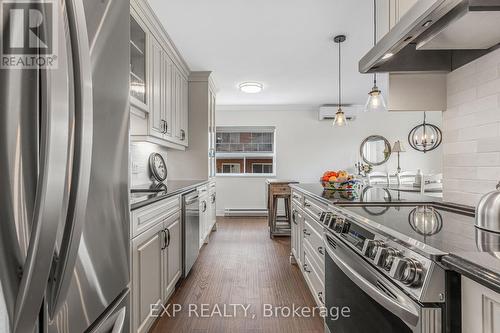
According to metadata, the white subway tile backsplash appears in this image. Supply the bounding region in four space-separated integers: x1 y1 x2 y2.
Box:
457 123 499 141
477 77 500 98
476 167 500 181
457 94 498 116
477 137 500 152
442 141 477 155
444 167 477 180
444 48 500 204
447 87 476 108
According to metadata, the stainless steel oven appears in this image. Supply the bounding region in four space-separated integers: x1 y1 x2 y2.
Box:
323 230 443 333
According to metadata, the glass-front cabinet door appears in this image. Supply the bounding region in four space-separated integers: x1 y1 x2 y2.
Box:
130 15 147 109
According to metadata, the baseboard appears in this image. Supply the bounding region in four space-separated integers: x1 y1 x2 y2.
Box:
224 208 268 217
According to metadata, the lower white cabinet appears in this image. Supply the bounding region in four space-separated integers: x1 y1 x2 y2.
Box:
131 222 164 333
290 190 325 308
198 182 217 247
131 209 182 333
199 190 208 248
162 212 182 302
462 276 500 333
291 207 303 267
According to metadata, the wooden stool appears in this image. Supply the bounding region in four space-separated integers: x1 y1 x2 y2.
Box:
266 179 297 238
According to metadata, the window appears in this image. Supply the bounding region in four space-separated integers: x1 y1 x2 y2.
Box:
221 163 241 174
216 126 275 176
252 163 273 174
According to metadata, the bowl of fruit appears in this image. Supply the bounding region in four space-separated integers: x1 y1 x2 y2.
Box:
321 170 360 191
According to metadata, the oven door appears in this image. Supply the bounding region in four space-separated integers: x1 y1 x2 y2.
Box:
323 231 441 333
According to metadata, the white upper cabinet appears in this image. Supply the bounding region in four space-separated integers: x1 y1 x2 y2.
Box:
130 14 147 110
376 0 418 39
130 0 189 150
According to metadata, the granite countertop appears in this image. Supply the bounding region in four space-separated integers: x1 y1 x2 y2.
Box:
291 183 500 292
290 182 441 206
130 179 209 211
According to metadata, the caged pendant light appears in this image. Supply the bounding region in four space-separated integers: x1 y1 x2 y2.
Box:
333 35 347 127
365 0 387 113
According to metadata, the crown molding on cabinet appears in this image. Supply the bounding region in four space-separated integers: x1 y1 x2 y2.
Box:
189 71 218 93
131 0 190 79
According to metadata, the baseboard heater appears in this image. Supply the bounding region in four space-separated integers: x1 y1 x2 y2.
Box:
224 208 268 217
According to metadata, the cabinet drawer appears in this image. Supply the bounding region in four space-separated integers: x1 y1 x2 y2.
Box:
303 220 325 275
304 196 324 222
304 213 324 238
131 195 181 239
198 185 208 196
303 252 325 307
291 190 304 207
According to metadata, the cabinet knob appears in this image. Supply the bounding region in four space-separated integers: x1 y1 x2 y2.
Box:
303 229 311 236
303 264 311 273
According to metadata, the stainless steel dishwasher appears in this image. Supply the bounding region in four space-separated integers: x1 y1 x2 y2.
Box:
183 190 200 277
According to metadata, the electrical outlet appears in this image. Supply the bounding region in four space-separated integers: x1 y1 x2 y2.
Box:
132 162 140 174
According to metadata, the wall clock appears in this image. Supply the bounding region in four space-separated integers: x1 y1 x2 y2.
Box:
149 153 167 182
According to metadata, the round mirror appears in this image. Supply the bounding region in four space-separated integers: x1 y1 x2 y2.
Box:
360 135 392 166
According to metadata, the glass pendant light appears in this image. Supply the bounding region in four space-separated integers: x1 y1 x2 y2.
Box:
365 0 387 112
333 35 347 127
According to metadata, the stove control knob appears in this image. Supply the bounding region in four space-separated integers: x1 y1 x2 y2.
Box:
362 240 385 260
374 247 401 271
390 257 424 286
332 217 345 233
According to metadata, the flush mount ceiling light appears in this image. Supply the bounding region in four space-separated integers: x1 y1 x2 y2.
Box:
239 82 263 93
333 35 347 127
365 0 387 113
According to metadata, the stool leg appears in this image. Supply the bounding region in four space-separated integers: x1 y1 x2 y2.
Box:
271 196 279 238
284 197 290 224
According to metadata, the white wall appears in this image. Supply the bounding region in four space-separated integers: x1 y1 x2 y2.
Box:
216 106 443 215
443 48 500 206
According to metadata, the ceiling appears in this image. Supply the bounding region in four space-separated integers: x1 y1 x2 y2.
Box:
148 0 386 106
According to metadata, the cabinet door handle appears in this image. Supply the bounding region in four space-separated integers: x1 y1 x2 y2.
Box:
303 229 311 236
166 229 171 247
160 230 167 250
202 201 207 212
318 247 324 255
304 202 311 208
292 209 297 225
211 194 216 204
164 121 168 133
303 264 311 273
180 129 186 140
292 194 300 200
318 291 324 305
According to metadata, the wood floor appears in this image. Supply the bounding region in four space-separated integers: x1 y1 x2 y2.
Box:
150 217 324 333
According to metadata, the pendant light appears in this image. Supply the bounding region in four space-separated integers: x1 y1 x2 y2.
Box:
333 35 347 127
365 0 387 112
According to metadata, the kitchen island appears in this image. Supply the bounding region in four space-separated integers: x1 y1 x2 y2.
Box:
291 183 500 332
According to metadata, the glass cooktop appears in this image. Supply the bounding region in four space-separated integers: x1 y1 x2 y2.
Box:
340 204 500 255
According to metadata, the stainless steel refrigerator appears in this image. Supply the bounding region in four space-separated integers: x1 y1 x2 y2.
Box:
0 0 130 332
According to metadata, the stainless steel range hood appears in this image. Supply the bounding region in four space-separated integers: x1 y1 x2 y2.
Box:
359 0 500 73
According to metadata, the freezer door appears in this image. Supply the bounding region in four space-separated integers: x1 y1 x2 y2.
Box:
46 0 130 331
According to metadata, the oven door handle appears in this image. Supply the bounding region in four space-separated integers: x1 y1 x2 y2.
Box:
324 235 420 328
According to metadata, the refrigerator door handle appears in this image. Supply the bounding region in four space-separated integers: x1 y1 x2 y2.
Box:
13 3 73 332
48 0 94 317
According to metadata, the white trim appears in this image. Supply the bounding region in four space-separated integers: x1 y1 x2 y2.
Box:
215 173 276 178
216 126 275 133
216 104 319 112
